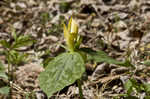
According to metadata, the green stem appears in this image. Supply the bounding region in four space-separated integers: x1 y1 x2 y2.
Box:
8 62 12 99
8 62 11 80
77 79 83 99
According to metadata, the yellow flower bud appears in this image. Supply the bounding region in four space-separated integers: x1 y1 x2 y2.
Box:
63 17 79 52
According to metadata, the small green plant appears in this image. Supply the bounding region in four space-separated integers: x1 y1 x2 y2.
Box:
0 30 35 97
123 78 150 99
38 17 133 98
114 78 150 99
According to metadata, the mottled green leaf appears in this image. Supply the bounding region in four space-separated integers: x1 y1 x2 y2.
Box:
80 48 133 67
38 52 85 97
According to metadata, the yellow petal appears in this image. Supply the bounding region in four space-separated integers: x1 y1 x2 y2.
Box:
63 23 69 40
68 17 72 33
70 18 78 34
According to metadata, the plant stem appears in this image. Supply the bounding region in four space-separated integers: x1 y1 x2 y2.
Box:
77 79 83 99
8 63 11 80
8 62 12 99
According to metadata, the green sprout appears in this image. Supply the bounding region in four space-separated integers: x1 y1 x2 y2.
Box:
0 30 35 98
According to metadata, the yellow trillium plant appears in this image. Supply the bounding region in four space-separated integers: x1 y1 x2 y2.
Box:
39 17 85 99
38 16 128 99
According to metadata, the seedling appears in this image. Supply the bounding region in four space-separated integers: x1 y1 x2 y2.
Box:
0 30 35 98
115 78 150 99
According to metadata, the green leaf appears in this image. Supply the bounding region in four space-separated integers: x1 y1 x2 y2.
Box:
12 29 17 41
0 61 5 71
0 86 10 95
124 96 138 99
12 35 35 49
75 36 82 49
80 48 133 67
144 83 150 93
124 79 133 94
0 61 7 79
6 50 28 65
0 72 8 79
38 52 85 97
143 60 150 66
0 40 10 49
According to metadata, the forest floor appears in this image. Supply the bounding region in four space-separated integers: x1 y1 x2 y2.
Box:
0 0 150 99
